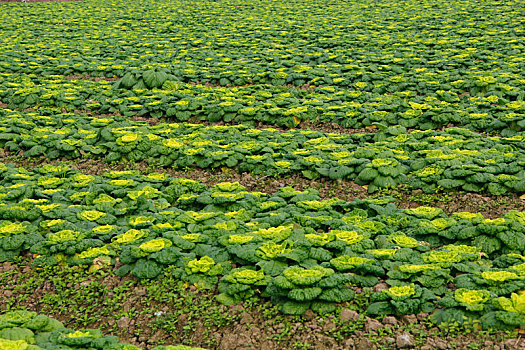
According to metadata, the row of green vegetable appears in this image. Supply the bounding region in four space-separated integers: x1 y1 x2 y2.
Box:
1 73 524 132
0 310 204 350
0 0 523 94
1 109 524 194
1 163 524 329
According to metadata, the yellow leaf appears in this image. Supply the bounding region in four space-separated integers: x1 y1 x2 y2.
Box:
293 116 301 125
520 194 525 200
221 167 231 173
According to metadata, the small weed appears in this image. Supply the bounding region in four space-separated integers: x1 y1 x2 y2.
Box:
293 341 312 349
408 192 453 204
350 287 373 311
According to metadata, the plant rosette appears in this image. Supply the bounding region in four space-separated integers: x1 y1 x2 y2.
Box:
478 292 525 330
367 283 436 316
216 268 270 305
438 288 492 313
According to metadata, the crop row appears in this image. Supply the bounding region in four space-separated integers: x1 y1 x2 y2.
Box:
0 310 203 350
1 163 525 329
1 110 524 194
0 0 523 94
1 73 524 132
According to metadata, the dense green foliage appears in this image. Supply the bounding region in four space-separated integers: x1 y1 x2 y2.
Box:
1 73 525 131
0 0 524 130
1 164 525 328
2 109 525 194
1 0 523 85
1 0 525 337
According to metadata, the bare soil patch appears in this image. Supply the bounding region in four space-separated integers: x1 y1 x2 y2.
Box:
65 74 119 82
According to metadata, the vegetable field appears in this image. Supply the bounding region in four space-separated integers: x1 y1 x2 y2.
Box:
1 0 525 349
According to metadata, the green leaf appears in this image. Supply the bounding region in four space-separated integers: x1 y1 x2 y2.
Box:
120 72 138 89
318 287 355 302
216 293 238 306
131 259 162 279
430 309 467 325
288 287 322 301
25 145 47 157
280 300 310 315
357 167 378 182
366 301 393 316
256 260 288 276
143 70 168 89
302 170 319 179
311 301 337 315
497 230 525 251
473 235 502 255
0 327 34 343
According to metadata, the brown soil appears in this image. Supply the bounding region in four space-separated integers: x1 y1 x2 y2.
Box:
131 115 162 126
174 114 378 135
2 149 524 218
0 261 521 350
